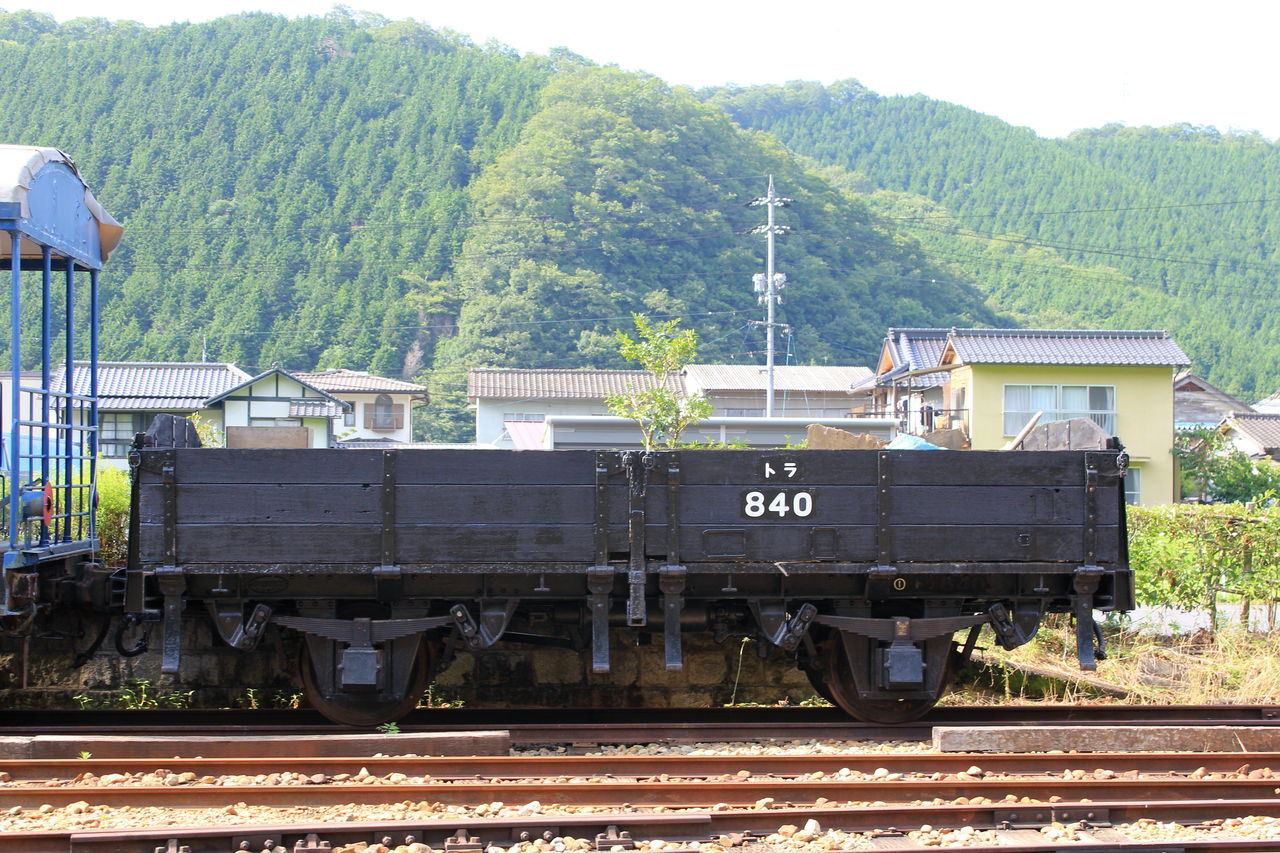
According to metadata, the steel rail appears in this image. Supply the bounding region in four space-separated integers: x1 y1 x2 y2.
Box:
12 802 1280 853
1 750 1277 782
1 704 1275 734
4 777 1280 810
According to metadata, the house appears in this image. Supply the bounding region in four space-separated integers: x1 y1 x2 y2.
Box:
50 362 251 465
292 369 427 446
1218 412 1280 462
682 364 872 418
467 365 890 450
203 368 348 448
1174 371 1255 431
940 329 1189 505
858 328 956 434
863 328 1191 505
1252 388 1280 415
468 369 683 448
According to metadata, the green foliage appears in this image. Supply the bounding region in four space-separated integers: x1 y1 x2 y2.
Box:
606 314 713 450
614 313 700 375
1173 429 1280 503
94 465 131 568
1128 504 1280 619
188 413 224 448
74 679 194 709
713 80 1280 399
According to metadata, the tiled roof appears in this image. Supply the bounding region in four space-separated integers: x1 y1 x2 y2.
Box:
51 362 251 409
945 329 1190 366
204 368 346 406
293 369 426 394
1174 371 1255 427
683 364 872 393
289 400 348 418
878 328 950 388
1254 389 1280 414
887 328 950 372
1224 413 1280 451
468 369 681 400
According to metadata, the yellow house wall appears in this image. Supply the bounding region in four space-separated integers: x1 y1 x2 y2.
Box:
960 364 1177 505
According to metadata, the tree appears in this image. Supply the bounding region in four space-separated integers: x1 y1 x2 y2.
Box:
1174 428 1280 504
606 313 712 451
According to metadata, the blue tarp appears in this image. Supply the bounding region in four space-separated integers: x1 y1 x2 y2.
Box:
886 434 945 450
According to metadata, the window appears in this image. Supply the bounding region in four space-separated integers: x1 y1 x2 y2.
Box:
1124 466 1142 505
364 395 404 431
502 413 546 422
1003 384 1115 436
99 413 143 458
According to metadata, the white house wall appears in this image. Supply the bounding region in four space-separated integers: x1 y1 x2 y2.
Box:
476 399 611 447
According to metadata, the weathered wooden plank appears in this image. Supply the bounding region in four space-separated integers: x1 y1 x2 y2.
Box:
884 450 1115 486
891 524 1122 563
139 523 600 564
147 448 602 486
673 449 877 485
138 484 379 524
392 449 599 485
882 484 1120 525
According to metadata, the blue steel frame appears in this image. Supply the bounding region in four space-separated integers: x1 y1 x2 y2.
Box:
0 168 105 613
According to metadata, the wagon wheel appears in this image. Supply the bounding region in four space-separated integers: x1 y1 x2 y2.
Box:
299 638 435 727
802 663 840 706
821 635 939 724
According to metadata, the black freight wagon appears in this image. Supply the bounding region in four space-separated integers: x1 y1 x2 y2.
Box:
127 438 1132 725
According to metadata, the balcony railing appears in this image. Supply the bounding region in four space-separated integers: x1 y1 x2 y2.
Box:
364 404 405 432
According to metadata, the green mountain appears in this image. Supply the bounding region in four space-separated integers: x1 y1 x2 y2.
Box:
0 11 996 440
708 81 1280 398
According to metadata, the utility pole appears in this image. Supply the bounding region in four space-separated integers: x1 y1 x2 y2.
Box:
747 175 791 417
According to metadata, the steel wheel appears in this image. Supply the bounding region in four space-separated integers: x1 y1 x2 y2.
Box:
821 634 939 724
299 638 434 727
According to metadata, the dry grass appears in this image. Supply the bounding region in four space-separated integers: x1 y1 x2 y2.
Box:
947 614 1280 706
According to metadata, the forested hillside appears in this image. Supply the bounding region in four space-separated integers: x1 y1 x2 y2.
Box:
709 81 1280 398
0 11 996 439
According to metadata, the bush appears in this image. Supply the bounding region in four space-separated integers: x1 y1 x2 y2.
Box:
1128 503 1280 629
95 464 130 567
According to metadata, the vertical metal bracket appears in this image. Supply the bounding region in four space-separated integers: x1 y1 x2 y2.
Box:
876 451 893 566
665 454 681 565
593 454 611 567
587 567 613 673
658 565 686 670
380 450 397 568
624 451 651 627
155 565 185 674
1082 457 1100 565
160 452 177 567
1073 566 1103 670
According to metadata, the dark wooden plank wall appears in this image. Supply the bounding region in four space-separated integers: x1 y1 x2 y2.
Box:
135 449 1124 568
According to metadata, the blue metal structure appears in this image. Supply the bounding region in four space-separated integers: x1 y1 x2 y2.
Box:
0 146 120 630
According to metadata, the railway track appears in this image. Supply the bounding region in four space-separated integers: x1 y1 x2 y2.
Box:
4 706 1280 851
2 704 1277 744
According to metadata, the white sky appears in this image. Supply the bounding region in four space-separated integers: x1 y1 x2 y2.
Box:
13 0 1280 140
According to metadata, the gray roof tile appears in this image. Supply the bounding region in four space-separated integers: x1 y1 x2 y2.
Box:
293 369 426 394
51 362 251 409
1224 413 1280 451
945 329 1190 366
683 364 871 393
468 369 682 399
